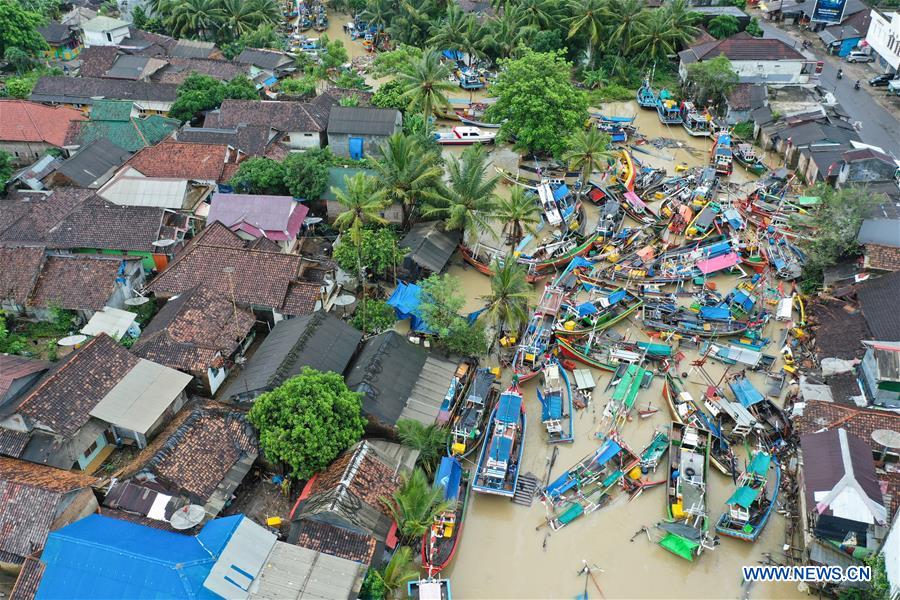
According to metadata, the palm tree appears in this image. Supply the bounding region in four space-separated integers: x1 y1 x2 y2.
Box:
428 4 472 51
361 0 394 48
604 0 645 52
631 9 677 65
519 0 556 29
459 19 489 67
421 145 499 242
332 173 390 245
566 0 605 66
480 258 531 334
563 128 615 190
396 48 455 121
494 186 541 248
382 468 455 542
662 0 701 50
484 8 532 60
374 133 443 228
166 0 225 39
708 14 740 39
373 547 420 599
219 0 275 38
397 419 448 477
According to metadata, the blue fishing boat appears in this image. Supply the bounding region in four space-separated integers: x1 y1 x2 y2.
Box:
710 131 734 176
656 90 682 125
472 384 526 497
537 358 574 443
680 101 713 137
637 80 656 108
408 578 451 600
715 451 780 542
422 457 471 574
728 374 789 441
448 368 498 458
597 120 628 143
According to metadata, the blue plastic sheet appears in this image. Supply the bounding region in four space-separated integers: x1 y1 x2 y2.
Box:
552 184 570 201
435 457 462 502
730 376 764 408
577 302 598 317
497 392 522 423
700 305 731 321
386 282 430 333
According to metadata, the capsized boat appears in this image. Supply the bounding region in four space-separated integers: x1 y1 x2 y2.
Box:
734 143 767 175
448 368 498 458
554 287 642 337
538 358 574 443
422 456 471 574
643 304 749 339
658 421 713 561
434 126 496 145
543 434 640 530
728 375 789 442
472 384 526 497
710 131 733 176
715 451 780 542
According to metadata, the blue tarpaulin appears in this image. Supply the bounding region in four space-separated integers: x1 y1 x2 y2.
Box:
442 49 464 60
497 392 522 423
552 184 570 201
700 305 731 321
386 282 430 333
538 389 563 421
435 456 463 502
569 256 593 270
608 288 626 305
577 302 598 317
730 376 764 407
731 290 755 312
593 439 622 466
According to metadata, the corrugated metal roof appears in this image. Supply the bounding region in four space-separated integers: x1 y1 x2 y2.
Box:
100 173 190 209
249 542 365 600
400 221 460 273
204 518 276 599
327 106 401 136
858 218 900 248
89 359 192 433
400 355 458 425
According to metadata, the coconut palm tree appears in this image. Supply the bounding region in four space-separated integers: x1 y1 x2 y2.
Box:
166 0 225 40
382 468 455 542
218 0 277 38
397 419 448 477
604 0 645 52
373 133 443 228
428 4 472 52
361 0 394 48
480 258 531 333
484 7 532 60
519 0 557 29
563 128 615 191
631 9 677 65
459 18 490 67
494 186 541 248
708 14 739 39
662 0 701 50
566 0 605 66
421 145 499 242
396 48 455 121
373 547 420 599
332 173 390 245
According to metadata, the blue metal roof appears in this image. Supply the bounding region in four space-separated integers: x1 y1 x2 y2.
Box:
496 391 522 423
36 514 247 600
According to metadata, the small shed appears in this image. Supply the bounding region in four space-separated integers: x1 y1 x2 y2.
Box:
326 107 402 160
399 221 461 280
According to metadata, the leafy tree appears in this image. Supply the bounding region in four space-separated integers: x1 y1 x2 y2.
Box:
371 79 407 111
494 186 541 248
529 28 564 53
369 546 419 599
229 157 288 194
321 37 350 70
708 14 740 39
745 17 763 37
132 5 149 28
684 56 738 109
487 50 587 157
248 368 366 479
170 73 257 122
4 76 35 99
333 227 406 279
373 132 442 228
359 567 387 600
277 75 317 98
421 145 499 242
396 419 448 477
480 258 531 332
339 94 360 107
0 150 14 188
333 71 367 90
563 128 614 190
0 0 48 57
221 22 282 58
3 47 33 75
419 273 465 337
371 44 423 78
282 149 330 199
223 75 258 98
350 298 396 334
382 468 454 542
0 313 27 354
395 48 455 121
98 0 119 16
444 319 490 357
794 185 876 288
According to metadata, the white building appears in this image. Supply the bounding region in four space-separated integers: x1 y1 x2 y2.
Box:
865 9 900 74
80 15 131 47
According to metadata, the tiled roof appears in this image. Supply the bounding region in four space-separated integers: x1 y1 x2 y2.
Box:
132 287 256 377
281 281 323 315
215 99 329 133
857 271 900 341
810 297 870 360
154 58 246 84
72 112 180 153
0 456 97 491
125 141 231 181
292 520 377 564
30 76 178 104
0 247 45 305
234 48 292 70
0 188 95 244
682 31 806 63
327 106 400 136
0 429 31 458
10 556 45 600
37 22 74 45
46 196 165 252
175 124 274 156
145 222 318 315
77 46 120 78
171 39 217 59
207 192 307 239
142 405 257 501
29 255 131 312
794 400 900 448
0 355 49 402
18 334 139 437
90 99 134 121
309 443 400 520
0 101 86 146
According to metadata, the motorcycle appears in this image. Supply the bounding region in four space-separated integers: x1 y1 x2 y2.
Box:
854 80 861 90
837 69 843 80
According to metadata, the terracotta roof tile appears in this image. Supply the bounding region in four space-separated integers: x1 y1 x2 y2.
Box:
689 32 806 61
46 196 165 253
293 520 377 563
0 429 31 458
28 255 131 312
0 101 86 146
132 286 256 377
216 99 329 133
0 456 97 491
77 46 120 78
794 401 900 449
310 445 399 519
0 247 45 305
125 141 231 181
18 334 139 437
10 556 45 600
0 188 96 244
0 355 49 403
154 57 247 84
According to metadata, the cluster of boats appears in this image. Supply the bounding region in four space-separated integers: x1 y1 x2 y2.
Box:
285 0 327 33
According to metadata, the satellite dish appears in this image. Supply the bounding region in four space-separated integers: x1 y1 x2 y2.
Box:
58 334 88 347
124 296 150 306
169 505 205 530
872 429 900 450
152 239 177 248
333 294 356 307
304 216 323 225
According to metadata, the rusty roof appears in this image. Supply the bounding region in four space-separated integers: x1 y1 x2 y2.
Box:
292 519 377 564
28 254 133 312
125 141 233 182
0 247 46 305
0 456 97 491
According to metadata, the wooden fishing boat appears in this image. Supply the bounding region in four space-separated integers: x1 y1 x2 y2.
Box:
437 362 472 425
434 126 496 145
710 131 733 176
728 375 790 442
598 237 737 287
733 143 767 176
543 434 640 530
472 384 526 497
763 234 805 280
556 337 616 373
538 358 574 443
639 429 670 473
521 232 601 274
313 7 328 31
600 363 648 429
715 451 780 542
554 288 642 337
684 202 722 241
740 248 768 274
658 421 713 561
661 373 737 477
637 80 656 108
680 102 713 137
656 90 682 125
458 115 502 129
422 457 471 574
408 578 451 600
458 243 543 283
448 368 498 458
700 340 775 371
494 166 540 189
643 305 749 339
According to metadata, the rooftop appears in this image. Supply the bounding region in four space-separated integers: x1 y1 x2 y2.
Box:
30 76 178 105
207 192 308 240
0 101 86 146
326 106 401 136
857 271 900 341
234 48 293 70
858 218 900 248
0 355 49 404
125 141 233 182
69 101 180 153
794 400 900 448
0 188 94 245
175 124 277 157
213 99 329 133
29 254 134 312
81 15 129 32
680 32 806 64
53 138 132 188
400 221 460 273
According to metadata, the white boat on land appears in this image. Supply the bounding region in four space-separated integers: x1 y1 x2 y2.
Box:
434 126 497 145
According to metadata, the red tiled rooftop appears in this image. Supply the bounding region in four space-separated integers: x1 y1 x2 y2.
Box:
0 100 86 146
125 141 233 181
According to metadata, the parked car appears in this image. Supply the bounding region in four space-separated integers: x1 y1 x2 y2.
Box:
846 51 874 63
869 74 896 87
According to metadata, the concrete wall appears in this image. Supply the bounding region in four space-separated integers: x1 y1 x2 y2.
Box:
281 131 324 150
76 430 109 470
328 132 391 159
82 26 129 48
0 141 56 166
865 9 900 73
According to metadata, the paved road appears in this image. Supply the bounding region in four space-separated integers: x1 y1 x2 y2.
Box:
757 19 900 157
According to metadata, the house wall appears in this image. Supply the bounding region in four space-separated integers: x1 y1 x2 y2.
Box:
82 26 129 48
73 248 159 272
208 365 228 395
864 243 900 271
53 488 99 530
45 40 81 61
281 131 323 150
328 132 391 159
0 141 56 166
76 431 110 470
105 259 147 310
680 58 809 84
865 10 900 73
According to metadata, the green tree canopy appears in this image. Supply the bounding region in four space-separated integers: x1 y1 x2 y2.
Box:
350 298 396 334
396 419 448 477
371 79 407 111
229 157 288 194
487 50 587 157
332 227 406 279
381 468 454 542
684 56 739 109
371 44 424 78
419 273 466 337
0 0 47 57
277 75 317 98
708 14 740 39
282 149 330 199
745 17 763 37
248 368 366 479
320 37 350 70
0 150 14 194
169 73 258 122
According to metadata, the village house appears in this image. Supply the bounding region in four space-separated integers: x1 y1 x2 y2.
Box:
97 168 215 214
207 192 309 252
288 439 418 570
206 99 329 150
79 15 131 48
123 140 243 186
175 123 288 160
858 218 900 271
95 54 169 82
0 188 96 244
132 287 257 395
170 39 220 60
679 33 815 85
222 311 362 402
65 100 180 153
865 8 900 75
817 10 871 57
43 138 132 189
0 355 49 410
233 48 295 89
858 341 900 408
326 106 403 160
29 76 179 116
152 57 249 85
0 101 86 165
37 21 81 61
399 221 461 280
0 458 97 569
0 334 191 471
4 155 64 192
